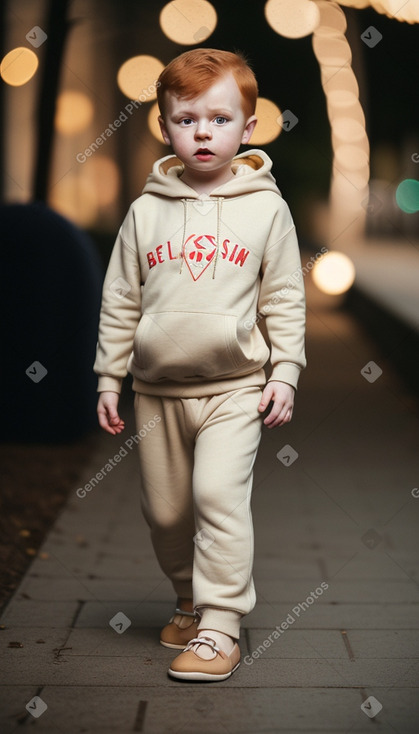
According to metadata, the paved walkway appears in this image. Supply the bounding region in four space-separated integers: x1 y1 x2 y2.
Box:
1 276 419 733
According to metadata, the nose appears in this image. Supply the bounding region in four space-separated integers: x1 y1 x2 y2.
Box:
195 119 212 140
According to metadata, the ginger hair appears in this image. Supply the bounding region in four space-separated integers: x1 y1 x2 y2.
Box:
157 48 258 119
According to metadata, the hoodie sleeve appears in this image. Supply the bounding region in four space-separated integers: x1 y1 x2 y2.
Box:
93 208 142 393
258 201 306 390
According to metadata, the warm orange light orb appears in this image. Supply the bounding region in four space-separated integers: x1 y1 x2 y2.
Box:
312 251 356 295
1 47 38 86
55 91 94 135
265 0 320 38
148 102 164 142
117 55 164 101
250 98 282 145
160 0 217 45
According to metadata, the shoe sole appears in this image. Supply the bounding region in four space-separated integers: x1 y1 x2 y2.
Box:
168 661 240 681
160 640 189 650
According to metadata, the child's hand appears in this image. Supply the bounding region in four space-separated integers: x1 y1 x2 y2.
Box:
97 391 125 435
258 381 295 428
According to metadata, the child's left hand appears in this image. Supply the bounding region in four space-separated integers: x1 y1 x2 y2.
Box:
258 381 295 428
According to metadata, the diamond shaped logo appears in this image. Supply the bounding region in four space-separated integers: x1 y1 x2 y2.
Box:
276 444 299 466
26 696 48 718
361 695 382 718
109 611 132 634
192 196 217 215
361 361 382 383
110 277 131 299
26 26 48 48
26 361 48 383
361 528 382 550
361 26 382 48
194 528 215 550
277 109 299 132
183 234 217 280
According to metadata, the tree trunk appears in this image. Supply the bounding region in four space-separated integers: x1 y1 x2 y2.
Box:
32 0 71 202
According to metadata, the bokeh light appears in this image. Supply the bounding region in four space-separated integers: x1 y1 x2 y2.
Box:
55 91 94 135
49 176 98 228
117 55 164 101
314 0 347 35
334 143 369 171
160 0 217 45
338 0 419 23
265 0 320 38
84 156 120 207
395 179 419 213
331 118 369 155
331 166 370 193
250 98 282 145
312 251 356 295
148 102 164 142
312 35 352 66
0 47 38 86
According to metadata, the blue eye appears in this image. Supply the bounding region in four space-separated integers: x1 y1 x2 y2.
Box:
180 118 194 126
214 116 228 124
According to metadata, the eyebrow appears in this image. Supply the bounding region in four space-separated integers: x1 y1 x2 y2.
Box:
173 106 234 117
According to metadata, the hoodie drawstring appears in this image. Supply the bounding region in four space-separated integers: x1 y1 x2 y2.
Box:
179 197 224 279
179 199 188 276
211 197 223 279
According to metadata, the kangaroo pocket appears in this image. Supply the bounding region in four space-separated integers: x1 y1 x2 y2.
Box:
131 311 266 382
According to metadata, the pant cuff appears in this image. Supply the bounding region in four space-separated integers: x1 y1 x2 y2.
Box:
196 607 243 639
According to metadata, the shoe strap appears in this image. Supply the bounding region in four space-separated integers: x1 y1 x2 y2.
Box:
174 608 196 618
185 636 220 653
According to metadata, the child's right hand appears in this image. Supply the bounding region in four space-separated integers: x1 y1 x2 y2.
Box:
97 391 125 435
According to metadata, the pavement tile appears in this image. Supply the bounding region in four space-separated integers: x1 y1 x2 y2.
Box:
64 626 164 656
14 574 171 602
245 602 419 629
254 579 419 603
1 686 418 733
27 553 161 579
74 600 174 628
252 557 324 580
0 628 71 679
347 629 419 658
0 600 80 628
247 629 347 659
238 658 419 688
0 686 45 734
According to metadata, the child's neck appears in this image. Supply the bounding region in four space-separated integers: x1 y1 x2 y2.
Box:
180 167 235 197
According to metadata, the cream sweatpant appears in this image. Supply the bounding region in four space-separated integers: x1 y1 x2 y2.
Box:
133 385 263 640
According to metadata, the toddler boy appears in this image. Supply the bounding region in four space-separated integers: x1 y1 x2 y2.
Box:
94 48 306 681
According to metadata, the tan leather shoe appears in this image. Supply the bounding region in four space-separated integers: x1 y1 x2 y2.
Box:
168 636 240 681
160 608 199 649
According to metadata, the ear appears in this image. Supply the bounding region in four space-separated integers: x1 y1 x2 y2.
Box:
241 115 257 145
158 115 171 146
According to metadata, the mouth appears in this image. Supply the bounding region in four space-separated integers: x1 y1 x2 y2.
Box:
194 148 214 160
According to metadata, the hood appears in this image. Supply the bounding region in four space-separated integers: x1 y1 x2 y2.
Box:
141 148 281 199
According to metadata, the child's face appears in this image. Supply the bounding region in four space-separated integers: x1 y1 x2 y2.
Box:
158 73 257 192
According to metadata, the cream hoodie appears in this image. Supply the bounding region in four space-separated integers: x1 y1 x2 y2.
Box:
94 149 306 397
